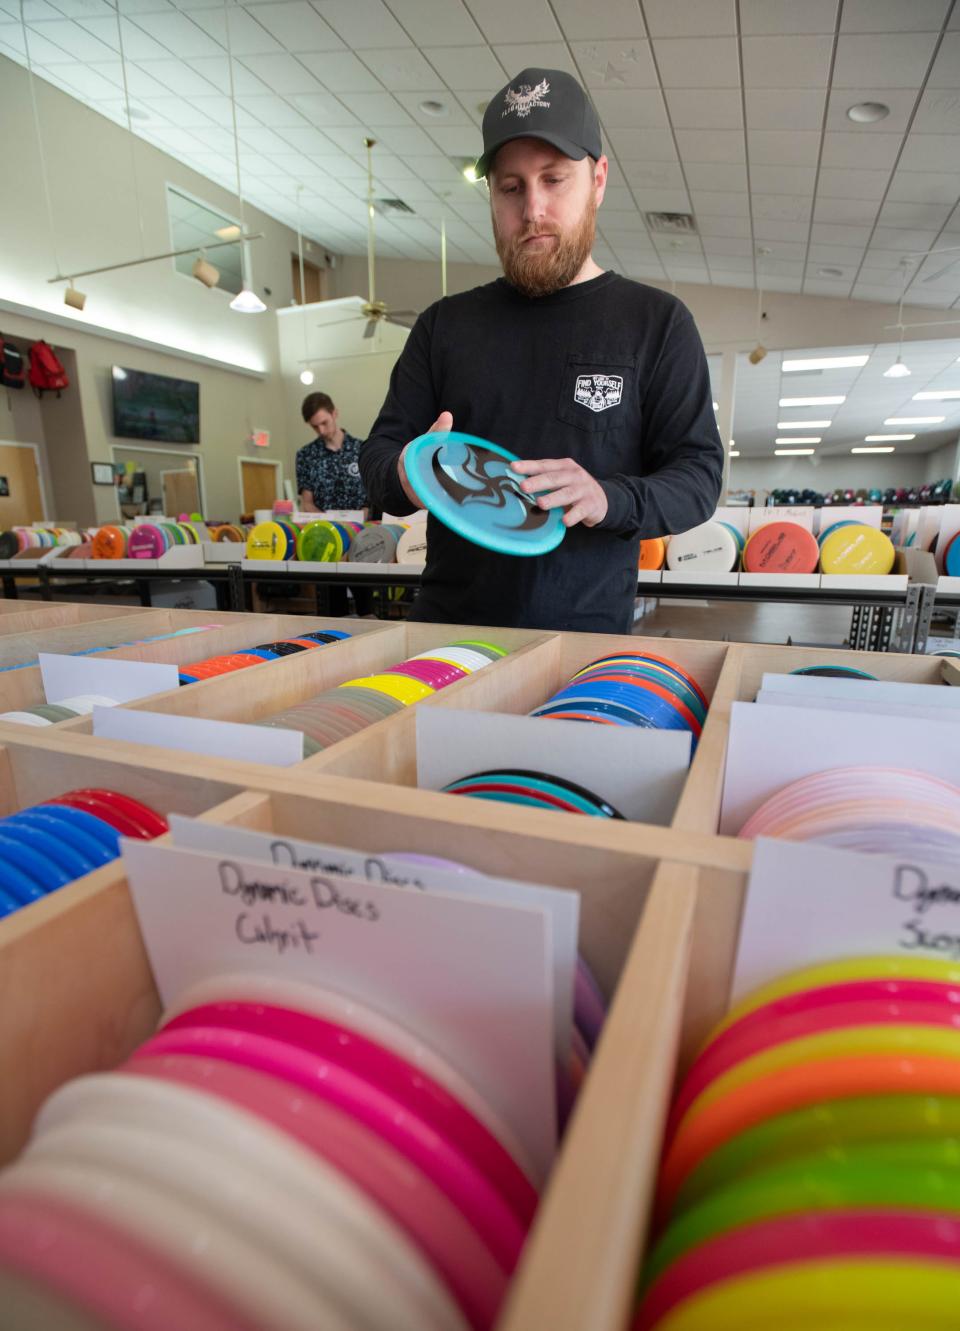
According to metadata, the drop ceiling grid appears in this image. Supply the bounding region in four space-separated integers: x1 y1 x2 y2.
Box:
1 0 958 302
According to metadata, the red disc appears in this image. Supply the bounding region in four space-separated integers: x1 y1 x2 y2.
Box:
743 521 819 574
66 788 168 839
45 791 150 839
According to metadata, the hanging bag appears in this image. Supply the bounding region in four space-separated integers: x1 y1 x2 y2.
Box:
0 337 26 389
28 340 69 397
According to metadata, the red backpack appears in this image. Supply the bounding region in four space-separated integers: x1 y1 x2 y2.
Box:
29 340 69 397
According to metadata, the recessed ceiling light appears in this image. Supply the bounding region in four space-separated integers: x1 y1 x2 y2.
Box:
780 395 845 407
729 450 741 457
775 436 821 444
775 448 816 455
777 420 832 429
847 101 890 123
728 438 735 448
852 446 895 454
782 355 869 372
419 99 448 117
913 390 960 400
215 224 242 241
865 433 915 441
817 267 845 278
885 416 945 424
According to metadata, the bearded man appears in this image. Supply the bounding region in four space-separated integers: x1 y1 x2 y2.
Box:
359 68 723 633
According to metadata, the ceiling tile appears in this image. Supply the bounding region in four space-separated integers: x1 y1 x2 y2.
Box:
22 26 83 61
605 126 677 160
601 185 639 209
750 164 817 194
245 3 344 52
298 51 382 91
825 85 919 132
335 89 414 124
753 193 813 221
820 131 903 167
394 88 474 126
899 131 960 171
872 224 942 249
878 198 954 228
744 87 826 130
422 44 505 88
886 168 960 203
740 3 838 37
833 33 940 87
675 128 744 164
77 16 173 60
706 268 756 287
642 0 735 36
816 165 892 198
548 0 645 40
359 46 439 91
651 35 740 88
757 239 808 261
753 219 811 241
136 58 221 95
493 43 578 77
592 89 669 129
239 53 325 94
810 220 876 245
630 187 691 211
702 235 754 257
691 189 750 216
813 195 881 224
462 0 560 45
426 123 481 154
190 8 285 54
29 17 118 60
911 87 960 132
664 87 742 129
381 0 481 45
840 0 950 32
748 129 822 166
239 123 295 154
368 123 443 155
185 56 273 95
928 32 960 85
859 247 915 269
288 89 361 124
137 94 211 125
127 10 223 57
755 258 805 277
696 213 752 238
38 59 120 96
619 159 685 190
318 0 414 48
570 38 658 89
685 161 748 192
742 35 835 86
273 124 338 153
803 279 855 296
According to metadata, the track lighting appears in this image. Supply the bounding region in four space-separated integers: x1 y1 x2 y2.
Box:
748 344 767 365
64 284 86 310
192 256 220 289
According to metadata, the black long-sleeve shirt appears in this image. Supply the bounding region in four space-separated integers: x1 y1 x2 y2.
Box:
360 271 723 633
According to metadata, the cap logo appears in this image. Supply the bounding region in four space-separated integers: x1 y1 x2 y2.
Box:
502 78 550 119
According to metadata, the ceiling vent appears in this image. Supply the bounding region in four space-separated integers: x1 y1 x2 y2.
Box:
644 211 698 235
374 198 415 216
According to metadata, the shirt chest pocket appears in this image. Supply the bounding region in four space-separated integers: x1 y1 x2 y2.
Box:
556 353 638 435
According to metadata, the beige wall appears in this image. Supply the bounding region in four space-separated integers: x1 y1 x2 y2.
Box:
924 439 960 485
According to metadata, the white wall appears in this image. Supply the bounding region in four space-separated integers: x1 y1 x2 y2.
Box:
729 454 930 497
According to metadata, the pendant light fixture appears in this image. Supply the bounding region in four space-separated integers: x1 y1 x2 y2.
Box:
884 262 912 378
295 185 315 382
224 0 265 315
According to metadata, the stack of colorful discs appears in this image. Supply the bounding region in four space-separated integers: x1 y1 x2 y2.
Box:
819 524 896 576
817 518 860 548
442 769 624 819
296 519 344 563
349 522 400 564
938 529 960 576
178 631 351 685
742 522 819 575
637 953 960 1330
790 664 877 680
738 766 960 864
91 525 130 560
259 639 506 757
0 693 119 727
638 537 666 571
718 522 745 569
665 521 739 574
210 524 246 543
529 650 708 754
127 523 170 560
246 521 294 561
0 789 167 919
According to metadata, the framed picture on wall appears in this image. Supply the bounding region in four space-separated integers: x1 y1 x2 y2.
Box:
91 462 114 486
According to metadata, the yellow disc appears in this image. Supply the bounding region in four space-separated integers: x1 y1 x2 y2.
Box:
246 521 288 561
820 524 895 576
339 674 434 705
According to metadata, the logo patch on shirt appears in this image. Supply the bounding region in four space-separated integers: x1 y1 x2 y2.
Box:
574 374 623 413
502 78 550 119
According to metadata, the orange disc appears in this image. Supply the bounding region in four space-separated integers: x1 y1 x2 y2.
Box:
91 525 128 560
638 537 666 570
742 521 819 575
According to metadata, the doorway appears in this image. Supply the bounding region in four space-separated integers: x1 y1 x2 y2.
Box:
292 256 327 305
0 441 47 526
239 456 281 514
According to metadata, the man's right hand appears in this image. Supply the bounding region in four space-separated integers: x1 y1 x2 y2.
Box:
398 411 452 507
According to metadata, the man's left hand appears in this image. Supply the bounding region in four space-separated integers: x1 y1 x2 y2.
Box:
511 458 608 529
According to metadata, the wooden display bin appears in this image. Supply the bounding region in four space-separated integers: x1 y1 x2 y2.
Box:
0 601 148 637
0 608 390 721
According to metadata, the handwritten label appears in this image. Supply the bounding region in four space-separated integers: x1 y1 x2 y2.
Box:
732 838 960 1002
122 837 557 1182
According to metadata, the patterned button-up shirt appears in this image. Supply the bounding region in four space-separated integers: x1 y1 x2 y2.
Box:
295 430 367 510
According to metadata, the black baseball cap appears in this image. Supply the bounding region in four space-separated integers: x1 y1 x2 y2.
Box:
475 68 602 178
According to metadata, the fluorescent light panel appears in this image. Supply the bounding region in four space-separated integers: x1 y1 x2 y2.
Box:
913 390 960 400
864 434 914 441
777 420 832 429
852 446 894 454
782 355 869 372
774 448 816 455
775 436 821 444
884 416 944 424
729 449 740 457
779 396 845 406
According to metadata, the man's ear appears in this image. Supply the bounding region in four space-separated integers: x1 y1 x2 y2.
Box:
593 154 609 206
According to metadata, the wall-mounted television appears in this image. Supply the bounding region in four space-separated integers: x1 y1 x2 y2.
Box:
111 366 200 444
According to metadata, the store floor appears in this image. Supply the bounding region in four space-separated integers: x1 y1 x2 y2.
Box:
633 597 855 647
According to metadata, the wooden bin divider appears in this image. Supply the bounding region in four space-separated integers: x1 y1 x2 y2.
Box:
0 601 150 638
